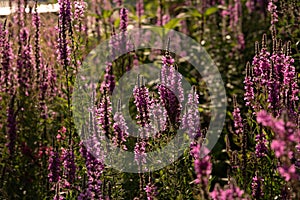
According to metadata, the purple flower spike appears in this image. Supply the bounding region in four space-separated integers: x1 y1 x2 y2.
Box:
48 150 61 183
113 101 129 150
62 148 77 185
233 96 243 135
96 91 113 138
244 62 254 108
182 88 201 140
100 63 115 95
136 0 144 19
144 182 158 200
268 0 278 25
6 97 17 157
251 174 264 199
134 140 147 167
192 144 212 187
255 130 268 158
120 8 128 33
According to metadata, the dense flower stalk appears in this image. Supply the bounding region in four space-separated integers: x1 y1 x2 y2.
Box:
134 140 147 167
254 35 271 87
133 76 151 129
62 148 77 186
58 0 72 68
0 27 15 95
100 63 115 95
244 62 254 108
120 8 128 33
73 0 86 32
17 28 34 96
159 53 183 128
79 142 104 200
255 130 268 158
113 103 129 150
96 91 113 138
283 42 299 118
251 175 264 199
144 182 157 200
210 182 250 200
32 1 41 88
80 152 104 199
268 0 278 25
267 69 280 116
156 5 170 26
136 0 144 21
6 96 17 156
193 148 212 187
257 110 300 181
148 97 167 136
133 76 150 169
119 7 128 54
245 0 255 13
182 88 201 140
48 149 61 183
233 97 243 135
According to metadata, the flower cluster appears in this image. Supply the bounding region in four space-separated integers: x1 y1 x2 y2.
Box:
48 149 61 183
144 182 158 200
257 110 300 182
210 182 250 200
251 174 264 199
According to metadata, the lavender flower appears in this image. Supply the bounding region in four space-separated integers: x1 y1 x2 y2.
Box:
62 148 77 186
267 71 280 116
268 0 278 25
136 0 144 19
257 110 300 181
6 97 17 156
278 164 298 182
100 63 115 95
148 97 167 136
156 7 170 26
244 62 254 108
233 97 243 135
79 143 104 199
182 88 201 140
159 53 183 128
252 35 271 87
48 149 61 183
133 76 151 129
283 43 299 118
96 91 113 138
245 0 255 13
229 0 241 30
120 8 128 33
0 28 15 95
210 181 250 200
134 140 147 168
73 0 86 32
32 3 41 88
251 174 264 199
191 143 212 188
17 28 34 96
58 0 72 68
113 104 129 150
144 182 158 200
255 130 268 158
119 7 128 54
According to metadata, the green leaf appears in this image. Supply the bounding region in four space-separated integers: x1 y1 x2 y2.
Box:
187 8 202 18
204 7 219 16
163 18 182 29
102 9 113 19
